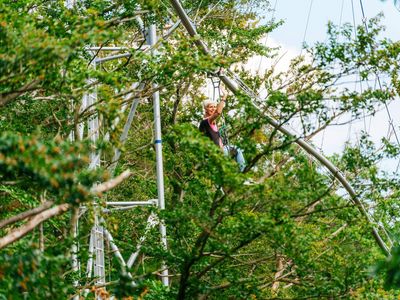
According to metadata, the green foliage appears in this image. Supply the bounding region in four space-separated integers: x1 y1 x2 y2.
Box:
0 0 399 298
0 249 73 299
0 133 106 205
375 246 400 290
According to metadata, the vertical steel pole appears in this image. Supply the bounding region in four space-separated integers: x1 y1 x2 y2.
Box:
148 24 169 286
85 61 106 288
69 105 80 300
71 215 79 299
86 230 94 278
93 213 106 285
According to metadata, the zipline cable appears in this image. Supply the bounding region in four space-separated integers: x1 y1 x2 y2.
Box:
193 0 204 22
222 5 239 56
197 0 224 25
168 0 391 255
339 0 345 27
358 0 400 172
300 0 314 56
255 0 279 75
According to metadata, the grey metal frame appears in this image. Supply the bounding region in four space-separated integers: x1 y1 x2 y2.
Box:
148 23 170 286
69 23 172 298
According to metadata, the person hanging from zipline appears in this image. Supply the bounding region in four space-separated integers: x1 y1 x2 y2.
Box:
199 81 246 172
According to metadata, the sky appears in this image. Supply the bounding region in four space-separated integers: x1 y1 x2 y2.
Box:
268 0 400 50
250 0 400 171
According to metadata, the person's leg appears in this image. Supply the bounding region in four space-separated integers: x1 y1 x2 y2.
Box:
235 147 246 172
223 145 229 156
224 145 246 172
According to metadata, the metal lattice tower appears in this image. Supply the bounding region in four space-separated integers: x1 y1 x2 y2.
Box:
69 20 170 298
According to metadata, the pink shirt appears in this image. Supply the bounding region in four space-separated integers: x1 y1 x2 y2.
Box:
208 118 223 149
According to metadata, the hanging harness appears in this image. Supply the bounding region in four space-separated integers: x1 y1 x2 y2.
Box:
209 76 228 145
208 75 238 158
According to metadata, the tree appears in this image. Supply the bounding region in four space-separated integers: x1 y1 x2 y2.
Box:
1 0 400 299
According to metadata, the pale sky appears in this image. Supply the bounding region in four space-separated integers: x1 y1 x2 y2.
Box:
268 0 400 50
253 0 400 172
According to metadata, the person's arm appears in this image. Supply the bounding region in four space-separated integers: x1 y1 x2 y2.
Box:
208 87 227 123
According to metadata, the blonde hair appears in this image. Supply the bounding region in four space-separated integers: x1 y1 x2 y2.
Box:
202 100 217 109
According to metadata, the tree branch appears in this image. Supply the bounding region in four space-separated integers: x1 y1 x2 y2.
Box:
0 203 70 249
0 170 132 249
0 200 54 229
272 255 286 292
92 169 132 194
0 79 41 107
